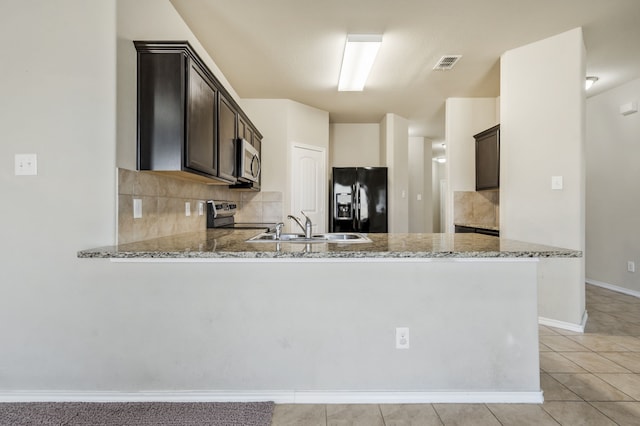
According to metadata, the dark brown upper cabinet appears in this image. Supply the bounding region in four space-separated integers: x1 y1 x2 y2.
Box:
135 41 263 186
217 93 237 182
474 124 500 191
186 63 218 176
237 115 253 145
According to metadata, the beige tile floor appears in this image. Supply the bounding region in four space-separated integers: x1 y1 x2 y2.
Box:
271 284 640 425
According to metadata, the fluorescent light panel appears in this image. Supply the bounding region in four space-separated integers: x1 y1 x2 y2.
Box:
338 34 382 91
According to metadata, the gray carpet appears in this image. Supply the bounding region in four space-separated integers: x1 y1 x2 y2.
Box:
0 401 274 426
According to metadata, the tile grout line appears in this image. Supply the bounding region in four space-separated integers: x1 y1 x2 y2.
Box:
377 404 386 426
431 403 445 425
483 403 505 426
324 404 327 426
538 404 570 426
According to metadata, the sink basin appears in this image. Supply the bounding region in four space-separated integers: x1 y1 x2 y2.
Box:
246 232 371 244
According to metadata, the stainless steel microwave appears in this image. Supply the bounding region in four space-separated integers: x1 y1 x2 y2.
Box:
237 138 260 183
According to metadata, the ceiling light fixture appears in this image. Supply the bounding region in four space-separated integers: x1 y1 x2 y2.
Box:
585 76 599 90
338 34 382 91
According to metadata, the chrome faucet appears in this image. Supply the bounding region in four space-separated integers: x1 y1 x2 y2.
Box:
274 222 284 239
287 211 313 238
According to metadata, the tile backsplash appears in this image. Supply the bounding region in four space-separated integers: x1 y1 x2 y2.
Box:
118 168 283 244
235 191 284 223
453 190 499 228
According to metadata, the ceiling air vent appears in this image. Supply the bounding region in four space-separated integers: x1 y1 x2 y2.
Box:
433 55 462 70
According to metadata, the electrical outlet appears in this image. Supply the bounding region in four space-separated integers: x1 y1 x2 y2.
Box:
133 198 142 219
15 153 37 176
551 176 563 190
198 201 204 216
185 202 191 217
628 261 636 273
396 327 410 349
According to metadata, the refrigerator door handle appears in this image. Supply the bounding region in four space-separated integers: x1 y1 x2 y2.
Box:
354 183 360 229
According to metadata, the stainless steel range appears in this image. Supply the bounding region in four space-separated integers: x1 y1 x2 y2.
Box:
206 200 277 231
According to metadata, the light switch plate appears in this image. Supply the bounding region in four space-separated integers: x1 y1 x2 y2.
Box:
551 176 563 190
185 202 191 217
15 154 37 176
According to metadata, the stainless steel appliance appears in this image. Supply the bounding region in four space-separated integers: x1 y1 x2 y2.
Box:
237 138 260 183
206 200 276 230
330 167 388 233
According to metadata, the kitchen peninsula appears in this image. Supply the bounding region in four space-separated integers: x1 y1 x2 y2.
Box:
78 232 580 403
79 230 578 260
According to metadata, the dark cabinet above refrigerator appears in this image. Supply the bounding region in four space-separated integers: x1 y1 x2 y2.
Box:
331 167 388 233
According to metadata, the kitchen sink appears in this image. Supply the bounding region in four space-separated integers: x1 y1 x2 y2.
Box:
246 232 371 244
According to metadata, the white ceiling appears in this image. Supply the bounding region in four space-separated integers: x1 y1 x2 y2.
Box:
170 0 640 141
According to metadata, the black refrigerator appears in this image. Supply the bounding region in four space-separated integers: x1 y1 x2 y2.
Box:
330 167 388 233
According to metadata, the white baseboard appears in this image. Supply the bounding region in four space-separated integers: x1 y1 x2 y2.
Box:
291 391 544 404
0 390 544 404
587 279 640 299
539 310 588 333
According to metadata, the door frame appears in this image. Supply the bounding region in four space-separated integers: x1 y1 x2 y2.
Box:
440 179 447 233
290 142 327 233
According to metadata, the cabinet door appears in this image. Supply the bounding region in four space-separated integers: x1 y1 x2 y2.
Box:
218 94 237 182
475 125 500 190
186 64 217 176
238 115 254 145
137 51 185 171
238 115 247 141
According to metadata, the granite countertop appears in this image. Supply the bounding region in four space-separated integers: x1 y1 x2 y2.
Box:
78 230 581 260
454 222 500 231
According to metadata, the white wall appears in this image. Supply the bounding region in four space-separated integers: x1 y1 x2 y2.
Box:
241 99 329 230
0 0 333 393
432 161 447 232
329 123 381 168
500 28 586 326
586 78 640 293
408 137 433 233
238 99 290 194
380 114 409 233
0 0 118 389
116 0 241 170
288 101 330 152
444 98 498 232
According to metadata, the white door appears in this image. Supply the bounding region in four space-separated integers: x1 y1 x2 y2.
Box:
291 143 326 233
